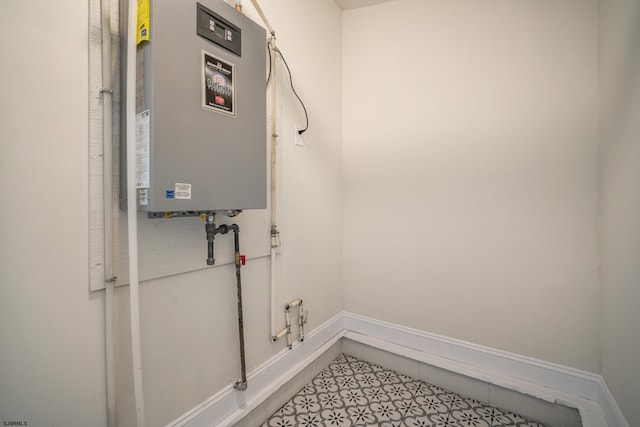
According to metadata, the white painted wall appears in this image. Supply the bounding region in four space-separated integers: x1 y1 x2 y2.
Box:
343 0 601 372
1 1 342 426
0 1 107 426
599 0 640 425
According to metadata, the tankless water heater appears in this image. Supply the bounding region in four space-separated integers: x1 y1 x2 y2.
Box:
134 0 266 213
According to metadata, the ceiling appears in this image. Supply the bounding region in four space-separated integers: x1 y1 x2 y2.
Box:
334 0 397 11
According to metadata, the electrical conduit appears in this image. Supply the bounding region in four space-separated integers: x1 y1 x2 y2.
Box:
269 35 278 340
100 0 117 425
126 0 146 424
248 0 280 341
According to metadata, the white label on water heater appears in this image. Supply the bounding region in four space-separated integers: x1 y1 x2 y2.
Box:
138 188 149 206
174 183 192 200
135 110 150 189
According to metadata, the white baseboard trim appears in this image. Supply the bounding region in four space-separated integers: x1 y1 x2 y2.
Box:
166 311 345 427
167 311 628 427
343 312 601 400
343 312 627 427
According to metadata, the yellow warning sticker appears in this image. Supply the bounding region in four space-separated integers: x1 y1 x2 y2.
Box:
136 0 150 45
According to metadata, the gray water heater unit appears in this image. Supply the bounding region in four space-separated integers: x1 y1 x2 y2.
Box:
135 0 266 213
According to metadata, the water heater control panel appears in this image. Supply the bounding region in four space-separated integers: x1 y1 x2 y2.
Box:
196 3 242 56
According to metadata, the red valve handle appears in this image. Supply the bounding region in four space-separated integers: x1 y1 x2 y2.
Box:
240 255 246 266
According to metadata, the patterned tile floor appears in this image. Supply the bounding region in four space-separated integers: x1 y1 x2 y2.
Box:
263 354 547 427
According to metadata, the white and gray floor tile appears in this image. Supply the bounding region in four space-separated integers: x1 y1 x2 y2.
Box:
262 354 547 427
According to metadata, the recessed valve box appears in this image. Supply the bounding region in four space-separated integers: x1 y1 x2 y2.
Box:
134 0 266 212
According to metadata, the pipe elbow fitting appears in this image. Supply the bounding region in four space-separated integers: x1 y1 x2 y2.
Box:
233 381 248 391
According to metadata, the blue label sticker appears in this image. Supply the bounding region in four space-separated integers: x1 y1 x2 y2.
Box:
166 190 175 199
